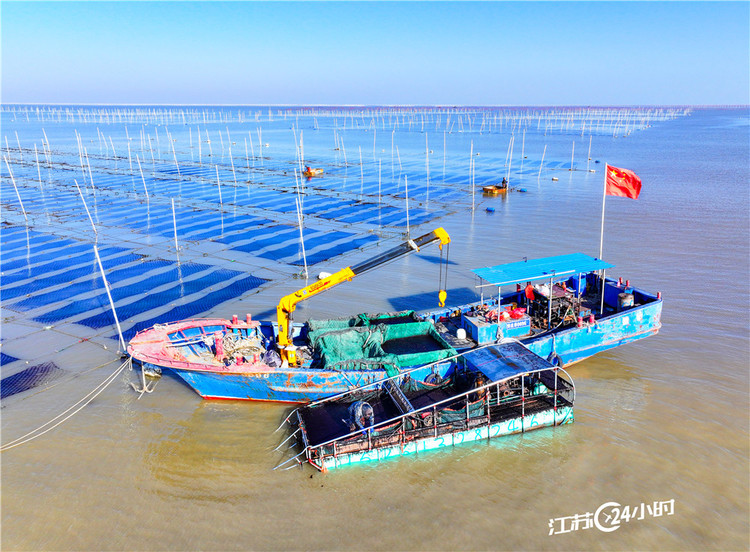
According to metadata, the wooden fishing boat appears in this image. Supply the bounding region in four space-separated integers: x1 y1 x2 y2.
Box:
128 239 662 403
302 167 324 177
128 229 456 401
274 341 575 471
482 184 507 194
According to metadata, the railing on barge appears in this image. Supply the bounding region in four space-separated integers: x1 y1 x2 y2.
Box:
274 342 575 471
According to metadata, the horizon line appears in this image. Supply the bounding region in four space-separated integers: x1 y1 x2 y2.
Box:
2 102 746 109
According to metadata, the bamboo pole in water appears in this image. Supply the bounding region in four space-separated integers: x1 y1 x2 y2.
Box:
378 158 382 207
15 131 23 161
109 136 116 166
94 244 126 352
4 156 28 221
249 132 255 166
34 144 43 190
443 130 446 183
85 148 96 196
256 128 262 165
470 141 474 211
405 174 410 237
570 141 575 171
171 198 179 253
294 169 308 278
229 146 237 185
538 145 547 179
148 135 155 166
42 128 51 165
136 155 149 202
506 135 514 183
216 165 223 206
74 179 97 235
171 139 180 176
425 133 430 203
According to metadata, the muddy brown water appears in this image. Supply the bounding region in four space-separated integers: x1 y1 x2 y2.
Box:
1 108 748 550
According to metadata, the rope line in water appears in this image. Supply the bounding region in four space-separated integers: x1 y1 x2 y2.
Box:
0 357 131 452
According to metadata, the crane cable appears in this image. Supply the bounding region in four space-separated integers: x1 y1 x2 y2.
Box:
438 243 450 307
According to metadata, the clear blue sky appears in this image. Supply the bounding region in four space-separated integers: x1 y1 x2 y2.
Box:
2 1 748 105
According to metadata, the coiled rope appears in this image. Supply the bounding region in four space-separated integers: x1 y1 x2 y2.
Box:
0 357 132 452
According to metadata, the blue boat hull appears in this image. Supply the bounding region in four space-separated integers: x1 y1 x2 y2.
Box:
159 298 661 402
524 298 662 366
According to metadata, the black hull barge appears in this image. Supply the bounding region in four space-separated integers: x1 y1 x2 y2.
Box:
275 341 575 472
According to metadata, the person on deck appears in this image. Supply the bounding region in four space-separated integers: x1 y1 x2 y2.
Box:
525 283 535 303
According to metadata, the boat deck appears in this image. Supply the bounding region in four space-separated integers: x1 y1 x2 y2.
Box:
300 384 456 447
297 342 574 449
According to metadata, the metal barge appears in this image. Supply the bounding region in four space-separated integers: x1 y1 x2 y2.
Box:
274 341 575 471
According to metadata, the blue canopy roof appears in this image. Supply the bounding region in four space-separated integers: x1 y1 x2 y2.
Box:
472 253 614 287
463 342 555 383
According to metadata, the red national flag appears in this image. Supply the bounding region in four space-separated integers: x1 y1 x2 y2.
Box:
605 165 642 199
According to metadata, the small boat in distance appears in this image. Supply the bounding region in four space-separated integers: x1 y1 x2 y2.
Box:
302 166 324 177
483 177 508 194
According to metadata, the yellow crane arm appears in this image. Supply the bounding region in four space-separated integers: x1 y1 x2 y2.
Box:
276 266 356 350
276 227 450 364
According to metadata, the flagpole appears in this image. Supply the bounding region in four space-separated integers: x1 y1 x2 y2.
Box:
599 164 608 316
599 163 607 259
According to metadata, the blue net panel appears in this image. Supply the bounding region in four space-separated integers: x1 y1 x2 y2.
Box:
291 234 379 266
2 251 138 301
33 262 211 325
76 267 245 329
1 362 63 399
118 273 268 340
0 352 20 366
10 259 174 312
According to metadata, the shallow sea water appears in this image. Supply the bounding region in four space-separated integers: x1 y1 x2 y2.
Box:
1 106 748 551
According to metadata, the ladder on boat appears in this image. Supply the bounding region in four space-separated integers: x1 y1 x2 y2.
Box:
383 379 415 414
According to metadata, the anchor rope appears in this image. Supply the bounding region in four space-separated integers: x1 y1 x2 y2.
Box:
0 357 131 452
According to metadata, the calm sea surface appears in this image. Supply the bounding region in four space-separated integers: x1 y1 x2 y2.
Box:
1 106 748 551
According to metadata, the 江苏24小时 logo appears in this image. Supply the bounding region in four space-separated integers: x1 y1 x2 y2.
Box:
548 499 675 535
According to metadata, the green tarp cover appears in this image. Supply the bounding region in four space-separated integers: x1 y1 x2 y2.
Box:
360 310 419 325
312 320 457 377
381 322 457 367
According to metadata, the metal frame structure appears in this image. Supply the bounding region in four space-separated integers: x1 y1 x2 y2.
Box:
274 343 575 471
